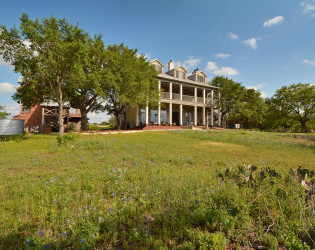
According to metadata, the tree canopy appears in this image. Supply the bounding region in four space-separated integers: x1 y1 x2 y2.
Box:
268 83 315 133
0 106 10 119
211 76 266 128
102 44 159 129
0 13 88 134
66 34 107 131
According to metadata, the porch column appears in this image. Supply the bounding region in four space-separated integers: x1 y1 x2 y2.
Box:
202 106 205 126
145 104 149 126
158 81 161 125
203 89 206 104
218 92 221 127
169 103 172 125
179 104 183 126
135 106 140 127
180 84 183 101
194 87 197 103
210 107 214 127
169 82 172 100
194 105 197 126
158 103 161 125
211 90 214 105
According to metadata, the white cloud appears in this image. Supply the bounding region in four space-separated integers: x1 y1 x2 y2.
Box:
0 82 16 94
205 61 218 71
247 83 268 98
173 56 201 71
263 16 285 27
214 67 239 76
243 37 261 49
227 32 238 40
302 59 315 66
215 53 231 59
205 61 239 76
137 52 151 60
2 102 20 117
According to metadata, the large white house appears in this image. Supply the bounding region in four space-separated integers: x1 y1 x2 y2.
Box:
124 59 220 129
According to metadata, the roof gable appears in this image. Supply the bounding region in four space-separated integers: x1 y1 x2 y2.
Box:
149 59 164 67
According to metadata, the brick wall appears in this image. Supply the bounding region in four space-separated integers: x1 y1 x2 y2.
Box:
13 104 42 126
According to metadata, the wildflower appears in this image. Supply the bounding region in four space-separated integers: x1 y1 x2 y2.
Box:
46 182 48 186
122 197 126 202
63 232 67 238
26 239 30 245
109 207 113 212
98 217 102 222
120 209 123 212
81 238 85 244
45 243 49 249
93 235 96 238
198 199 201 203
57 234 60 239
67 219 70 223
39 230 44 237
60 183 63 186
79 209 82 212
54 200 57 203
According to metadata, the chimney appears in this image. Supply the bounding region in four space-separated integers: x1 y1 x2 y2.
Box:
168 60 174 71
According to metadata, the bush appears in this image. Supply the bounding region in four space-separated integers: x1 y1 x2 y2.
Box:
56 133 78 146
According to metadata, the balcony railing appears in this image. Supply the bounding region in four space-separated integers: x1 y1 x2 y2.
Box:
182 95 194 102
172 93 180 100
197 97 204 103
161 92 170 99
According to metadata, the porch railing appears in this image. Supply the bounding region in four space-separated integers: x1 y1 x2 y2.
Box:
182 95 194 102
172 93 180 100
197 97 204 103
161 92 170 99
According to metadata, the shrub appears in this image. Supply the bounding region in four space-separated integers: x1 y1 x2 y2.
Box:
56 133 78 146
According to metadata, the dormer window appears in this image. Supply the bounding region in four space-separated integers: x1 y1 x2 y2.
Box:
154 64 163 73
197 75 205 83
176 70 186 79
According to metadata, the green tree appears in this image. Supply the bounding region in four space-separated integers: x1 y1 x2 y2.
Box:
0 106 10 118
102 44 159 130
108 115 116 127
0 13 87 135
269 83 315 133
66 35 107 131
211 76 245 128
241 88 267 128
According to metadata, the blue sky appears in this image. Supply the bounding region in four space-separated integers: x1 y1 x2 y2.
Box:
1 0 315 122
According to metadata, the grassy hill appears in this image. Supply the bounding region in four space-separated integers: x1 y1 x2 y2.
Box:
0 130 314 249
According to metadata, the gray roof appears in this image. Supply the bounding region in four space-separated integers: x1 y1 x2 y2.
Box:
157 73 219 90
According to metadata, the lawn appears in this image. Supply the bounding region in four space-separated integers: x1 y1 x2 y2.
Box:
0 130 314 249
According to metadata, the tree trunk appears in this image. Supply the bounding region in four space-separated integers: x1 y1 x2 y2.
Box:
116 113 122 130
81 109 89 131
57 80 64 135
300 120 306 133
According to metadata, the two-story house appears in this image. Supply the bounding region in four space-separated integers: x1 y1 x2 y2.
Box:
124 59 220 129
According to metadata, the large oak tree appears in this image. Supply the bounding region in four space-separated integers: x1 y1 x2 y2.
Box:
269 83 315 133
0 14 87 135
102 44 159 130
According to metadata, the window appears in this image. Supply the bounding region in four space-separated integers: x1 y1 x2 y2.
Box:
155 65 163 73
176 70 186 79
197 75 205 83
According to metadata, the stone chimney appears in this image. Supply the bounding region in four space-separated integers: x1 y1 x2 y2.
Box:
168 60 174 71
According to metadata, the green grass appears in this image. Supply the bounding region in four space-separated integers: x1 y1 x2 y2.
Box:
0 130 314 249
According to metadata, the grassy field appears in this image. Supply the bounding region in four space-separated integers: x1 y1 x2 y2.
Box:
0 130 314 249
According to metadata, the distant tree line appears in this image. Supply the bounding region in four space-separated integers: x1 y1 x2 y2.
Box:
0 14 159 134
212 76 315 133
